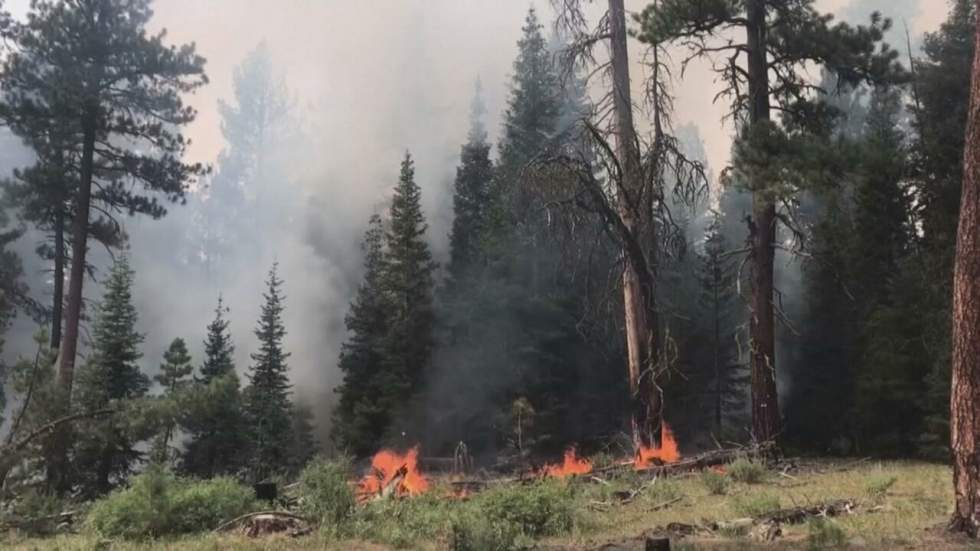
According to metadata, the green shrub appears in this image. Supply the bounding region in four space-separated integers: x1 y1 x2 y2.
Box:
450 508 528 551
643 478 683 504
351 494 454 548
297 457 356 526
700 470 730 495
474 479 575 538
807 517 847 549
864 474 898 502
85 467 256 539
169 476 257 533
731 493 780 517
3 487 70 535
728 457 766 484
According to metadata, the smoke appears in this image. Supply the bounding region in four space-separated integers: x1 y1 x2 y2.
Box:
0 0 953 448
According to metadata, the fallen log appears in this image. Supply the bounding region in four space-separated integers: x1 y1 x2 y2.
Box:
757 499 855 525
590 443 775 479
213 510 311 537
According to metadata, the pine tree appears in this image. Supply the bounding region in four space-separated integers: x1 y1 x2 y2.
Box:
287 401 317 474
447 81 494 284
199 296 236 383
332 215 390 456
243 263 292 480
151 338 193 464
181 296 246 477
0 3 208 470
639 0 903 441
73 256 149 496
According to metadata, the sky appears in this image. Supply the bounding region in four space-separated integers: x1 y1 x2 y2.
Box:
0 0 953 443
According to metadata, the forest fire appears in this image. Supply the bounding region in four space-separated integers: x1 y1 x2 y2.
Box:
540 447 593 478
634 422 680 470
357 446 429 500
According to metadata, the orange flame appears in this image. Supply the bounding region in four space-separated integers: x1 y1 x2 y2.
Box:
540 446 593 478
634 422 680 470
357 446 429 500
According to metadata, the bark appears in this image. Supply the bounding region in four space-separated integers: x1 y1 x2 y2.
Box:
57 103 96 396
949 0 980 536
50 102 97 492
745 0 780 442
51 207 64 350
608 0 662 452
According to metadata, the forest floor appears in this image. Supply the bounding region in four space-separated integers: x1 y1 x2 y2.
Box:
6 458 973 550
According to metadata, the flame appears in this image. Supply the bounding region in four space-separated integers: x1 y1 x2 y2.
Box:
357 446 429 500
540 446 593 478
634 422 680 470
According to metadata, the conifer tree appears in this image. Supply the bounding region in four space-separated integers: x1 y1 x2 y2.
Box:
243 263 292 480
181 296 245 477
73 256 149 496
0 0 208 407
332 215 390 456
382 154 436 398
199 296 236 383
287 401 317 474
638 0 903 441
447 81 494 284
151 338 192 464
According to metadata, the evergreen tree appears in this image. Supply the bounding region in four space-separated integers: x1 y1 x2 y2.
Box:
0 1 208 449
638 0 903 441
332 215 390 456
73 256 149 496
447 81 494 284
380 153 436 434
151 338 193 464
698 213 747 435
243 263 292 480
181 296 246 477
286 401 317 474
199 296 236 383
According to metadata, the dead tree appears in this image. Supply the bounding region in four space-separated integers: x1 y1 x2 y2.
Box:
950 0 980 536
549 0 706 452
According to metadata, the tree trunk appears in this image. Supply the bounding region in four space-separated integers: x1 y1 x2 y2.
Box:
49 104 97 493
949 0 980 535
608 0 662 450
745 0 780 443
51 207 65 350
57 105 96 397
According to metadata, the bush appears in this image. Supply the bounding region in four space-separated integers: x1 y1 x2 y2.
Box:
864 474 898 502
643 478 683 504
474 479 575 538
86 467 256 539
731 493 780 517
169 476 257 533
450 508 528 551
728 457 766 484
2 487 70 536
297 457 356 526
807 517 847 549
700 470 729 495
351 494 454 547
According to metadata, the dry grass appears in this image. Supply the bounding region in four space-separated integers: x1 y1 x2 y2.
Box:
4 459 965 551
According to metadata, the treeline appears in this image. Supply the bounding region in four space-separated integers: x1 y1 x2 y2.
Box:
333 0 978 461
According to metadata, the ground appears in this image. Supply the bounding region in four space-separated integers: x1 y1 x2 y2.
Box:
5 458 974 550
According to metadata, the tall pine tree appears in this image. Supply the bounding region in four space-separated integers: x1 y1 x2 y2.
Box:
151 338 193 465
243 263 292 480
332 215 390 456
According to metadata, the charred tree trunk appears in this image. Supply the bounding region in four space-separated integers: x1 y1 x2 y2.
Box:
608 0 662 450
745 0 780 443
949 1 980 536
51 206 65 350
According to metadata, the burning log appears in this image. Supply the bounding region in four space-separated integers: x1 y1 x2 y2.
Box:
379 465 408 500
357 446 429 501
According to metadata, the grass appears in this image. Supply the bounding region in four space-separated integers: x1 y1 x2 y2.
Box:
3 459 963 550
